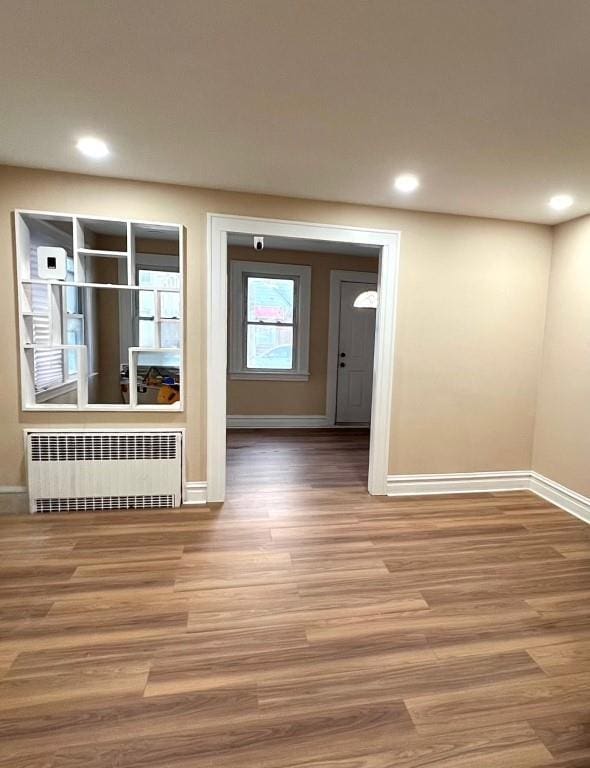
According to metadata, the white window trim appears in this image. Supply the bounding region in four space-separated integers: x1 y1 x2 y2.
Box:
228 259 311 381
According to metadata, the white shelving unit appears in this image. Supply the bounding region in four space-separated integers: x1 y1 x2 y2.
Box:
14 210 184 412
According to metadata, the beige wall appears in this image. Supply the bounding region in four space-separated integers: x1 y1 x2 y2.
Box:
0 164 552 487
533 215 590 497
227 246 379 416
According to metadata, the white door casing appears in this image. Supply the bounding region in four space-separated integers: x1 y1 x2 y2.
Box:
336 280 377 423
207 214 401 501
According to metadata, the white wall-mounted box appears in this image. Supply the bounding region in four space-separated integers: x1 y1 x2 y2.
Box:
37 246 66 280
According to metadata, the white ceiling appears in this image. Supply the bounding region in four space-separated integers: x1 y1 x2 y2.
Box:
1 0 589 224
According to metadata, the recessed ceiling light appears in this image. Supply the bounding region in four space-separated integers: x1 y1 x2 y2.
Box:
394 173 420 194
76 136 109 159
548 193 573 211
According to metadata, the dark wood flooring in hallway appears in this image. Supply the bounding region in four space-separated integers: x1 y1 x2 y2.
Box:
0 429 589 766
226 428 371 493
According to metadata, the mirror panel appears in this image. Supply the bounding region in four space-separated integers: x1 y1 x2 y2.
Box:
16 212 183 410
26 346 79 406
131 350 181 406
83 287 133 405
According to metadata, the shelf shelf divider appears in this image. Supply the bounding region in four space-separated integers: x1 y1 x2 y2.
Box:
128 221 136 286
77 248 128 259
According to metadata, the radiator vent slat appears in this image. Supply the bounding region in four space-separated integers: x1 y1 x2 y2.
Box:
31 433 177 462
35 495 175 513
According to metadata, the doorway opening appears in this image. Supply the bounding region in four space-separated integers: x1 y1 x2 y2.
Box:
207 215 400 503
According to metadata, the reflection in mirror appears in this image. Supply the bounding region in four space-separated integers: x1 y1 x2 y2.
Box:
79 218 127 250
130 245 182 405
32 347 78 406
54 276 182 407
22 217 78 406
82 287 134 405
78 219 128 285
17 211 182 410
127 350 181 406
82 253 128 286
137 262 181 348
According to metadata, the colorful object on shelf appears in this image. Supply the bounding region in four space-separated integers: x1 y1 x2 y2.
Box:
157 384 180 404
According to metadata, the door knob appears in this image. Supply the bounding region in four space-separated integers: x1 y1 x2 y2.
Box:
339 362 346 368
340 352 346 357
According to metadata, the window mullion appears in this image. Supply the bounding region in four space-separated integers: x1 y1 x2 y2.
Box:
242 273 249 370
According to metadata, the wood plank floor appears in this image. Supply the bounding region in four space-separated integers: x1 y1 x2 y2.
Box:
0 429 589 766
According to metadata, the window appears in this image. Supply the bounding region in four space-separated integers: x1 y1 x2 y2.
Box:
63 256 83 378
353 289 378 308
229 260 311 380
65 317 83 376
31 289 62 392
246 275 294 369
30 243 80 393
137 268 181 350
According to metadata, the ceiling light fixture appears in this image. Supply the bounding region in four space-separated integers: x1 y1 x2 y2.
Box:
548 193 574 211
76 136 109 159
394 173 420 194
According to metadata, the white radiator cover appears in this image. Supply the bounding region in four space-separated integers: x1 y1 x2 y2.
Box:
25 430 183 513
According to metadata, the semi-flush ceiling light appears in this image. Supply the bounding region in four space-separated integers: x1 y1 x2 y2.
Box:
76 136 109 159
549 193 574 211
394 173 420 193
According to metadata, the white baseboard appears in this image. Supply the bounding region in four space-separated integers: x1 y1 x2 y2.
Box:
0 486 26 494
529 472 590 525
386 471 531 497
227 415 331 429
183 481 208 505
386 470 590 526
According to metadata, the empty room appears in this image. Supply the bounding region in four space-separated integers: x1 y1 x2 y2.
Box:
0 1 589 766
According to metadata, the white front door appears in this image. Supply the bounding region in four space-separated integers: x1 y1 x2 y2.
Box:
335 280 377 424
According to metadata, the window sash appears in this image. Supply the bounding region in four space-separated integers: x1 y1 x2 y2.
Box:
229 260 311 379
136 267 181 347
242 273 298 371
62 256 83 383
64 314 84 378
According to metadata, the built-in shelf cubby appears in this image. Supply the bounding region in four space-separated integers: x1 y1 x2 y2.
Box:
14 210 184 411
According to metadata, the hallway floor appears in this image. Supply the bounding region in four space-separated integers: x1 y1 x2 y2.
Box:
0 430 589 766
226 428 370 493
